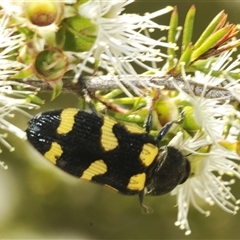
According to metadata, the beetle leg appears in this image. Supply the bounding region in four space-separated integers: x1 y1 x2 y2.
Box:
138 190 153 214
78 76 97 114
154 111 184 144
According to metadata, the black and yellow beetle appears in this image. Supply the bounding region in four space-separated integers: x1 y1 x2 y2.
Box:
26 106 190 211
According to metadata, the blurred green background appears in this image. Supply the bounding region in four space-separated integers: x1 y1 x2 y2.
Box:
1 0 240 239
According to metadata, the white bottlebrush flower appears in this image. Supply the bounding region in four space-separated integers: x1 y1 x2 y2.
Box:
162 51 240 234
74 0 175 96
190 50 240 101
0 11 40 151
0 14 25 78
170 132 240 235
0 1 74 48
171 63 235 143
214 52 240 102
0 0 65 30
0 81 39 159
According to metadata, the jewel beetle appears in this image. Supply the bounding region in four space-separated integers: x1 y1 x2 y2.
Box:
26 107 190 211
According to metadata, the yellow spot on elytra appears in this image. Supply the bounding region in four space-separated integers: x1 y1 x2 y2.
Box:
44 142 63 164
124 124 145 133
81 160 107 181
101 118 118 151
57 108 78 134
140 143 158 167
127 173 146 191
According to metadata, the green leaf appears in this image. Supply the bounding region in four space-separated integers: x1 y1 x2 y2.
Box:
187 61 240 80
175 43 193 74
167 6 178 70
12 67 33 79
102 89 123 99
50 81 63 100
55 26 66 48
194 10 226 49
107 109 147 125
62 16 97 52
182 5 196 53
26 94 45 105
191 25 232 61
